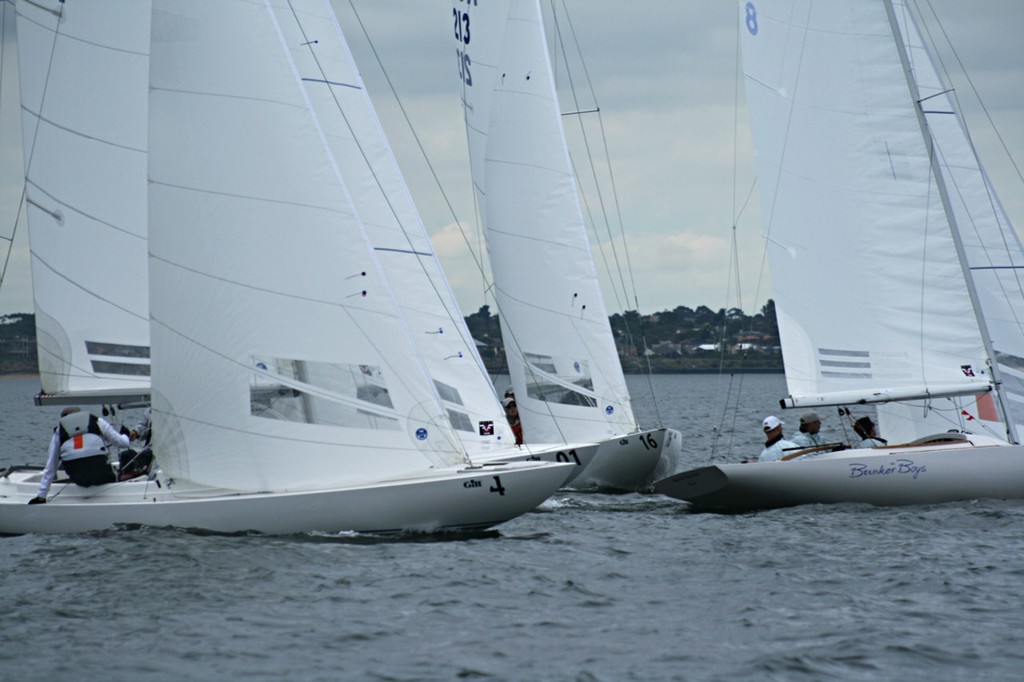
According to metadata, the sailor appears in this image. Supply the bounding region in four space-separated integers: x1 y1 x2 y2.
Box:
790 411 825 448
130 407 152 446
853 416 887 448
502 396 524 445
28 406 131 504
758 415 798 462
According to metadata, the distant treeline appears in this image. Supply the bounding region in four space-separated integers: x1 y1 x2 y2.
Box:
466 301 783 373
1 304 784 376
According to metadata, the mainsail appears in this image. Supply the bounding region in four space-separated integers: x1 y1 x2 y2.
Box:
148 0 467 491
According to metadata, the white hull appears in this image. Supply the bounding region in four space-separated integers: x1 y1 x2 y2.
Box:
566 427 677 492
475 442 600 486
655 435 1024 511
0 461 574 535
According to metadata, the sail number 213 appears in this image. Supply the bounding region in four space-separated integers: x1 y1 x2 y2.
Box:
453 2 477 86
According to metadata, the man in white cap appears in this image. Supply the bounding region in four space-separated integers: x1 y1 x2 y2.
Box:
791 411 824 448
759 415 798 462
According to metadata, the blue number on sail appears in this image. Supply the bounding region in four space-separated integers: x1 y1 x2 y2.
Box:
745 2 758 35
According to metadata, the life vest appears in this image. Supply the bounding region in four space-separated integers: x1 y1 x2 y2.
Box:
58 411 108 462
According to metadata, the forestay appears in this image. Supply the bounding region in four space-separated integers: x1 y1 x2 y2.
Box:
740 0 1002 440
16 0 151 402
271 0 517 454
148 0 466 492
455 0 637 443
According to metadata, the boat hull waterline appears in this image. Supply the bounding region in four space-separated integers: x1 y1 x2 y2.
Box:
566 427 676 492
0 460 575 535
655 436 1024 511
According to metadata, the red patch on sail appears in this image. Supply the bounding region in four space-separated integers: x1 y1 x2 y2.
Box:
976 392 999 422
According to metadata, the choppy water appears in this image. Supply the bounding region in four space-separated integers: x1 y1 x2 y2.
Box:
3 374 1023 681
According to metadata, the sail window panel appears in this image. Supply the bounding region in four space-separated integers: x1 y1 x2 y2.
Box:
523 353 597 408
250 358 398 431
447 409 474 433
434 380 464 406
91 361 151 377
85 341 150 359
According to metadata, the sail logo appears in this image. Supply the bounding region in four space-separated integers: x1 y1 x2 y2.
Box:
745 3 758 35
415 428 428 440
848 459 926 480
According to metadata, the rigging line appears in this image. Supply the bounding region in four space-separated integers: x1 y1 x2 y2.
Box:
261 5 470 459
336 5 497 448
548 10 625 317
284 0 461 323
914 0 1024 189
345 0 494 342
6 1 65 305
911 0 1024 320
931 139 1024 335
552 1 658 426
553 1 631 314
0 5 28 300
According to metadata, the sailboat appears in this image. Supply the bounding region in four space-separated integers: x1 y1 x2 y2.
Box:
655 0 1024 511
451 0 680 490
0 0 574 534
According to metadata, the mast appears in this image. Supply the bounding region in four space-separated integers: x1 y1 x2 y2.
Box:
882 0 1018 443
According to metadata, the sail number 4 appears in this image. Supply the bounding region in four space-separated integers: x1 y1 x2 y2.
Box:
464 475 507 495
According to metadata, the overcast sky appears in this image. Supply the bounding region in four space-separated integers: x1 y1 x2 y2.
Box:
1 1 1021 318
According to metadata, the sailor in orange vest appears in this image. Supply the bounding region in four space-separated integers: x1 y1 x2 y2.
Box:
28 406 131 504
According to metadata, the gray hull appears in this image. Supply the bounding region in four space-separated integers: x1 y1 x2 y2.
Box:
655 437 1024 511
565 427 678 492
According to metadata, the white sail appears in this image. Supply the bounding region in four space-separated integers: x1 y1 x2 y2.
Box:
884 0 1024 439
148 0 467 492
270 0 517 454
16 0 150 403
456 0 637 443
1 0 23 271
739 0 1004 441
